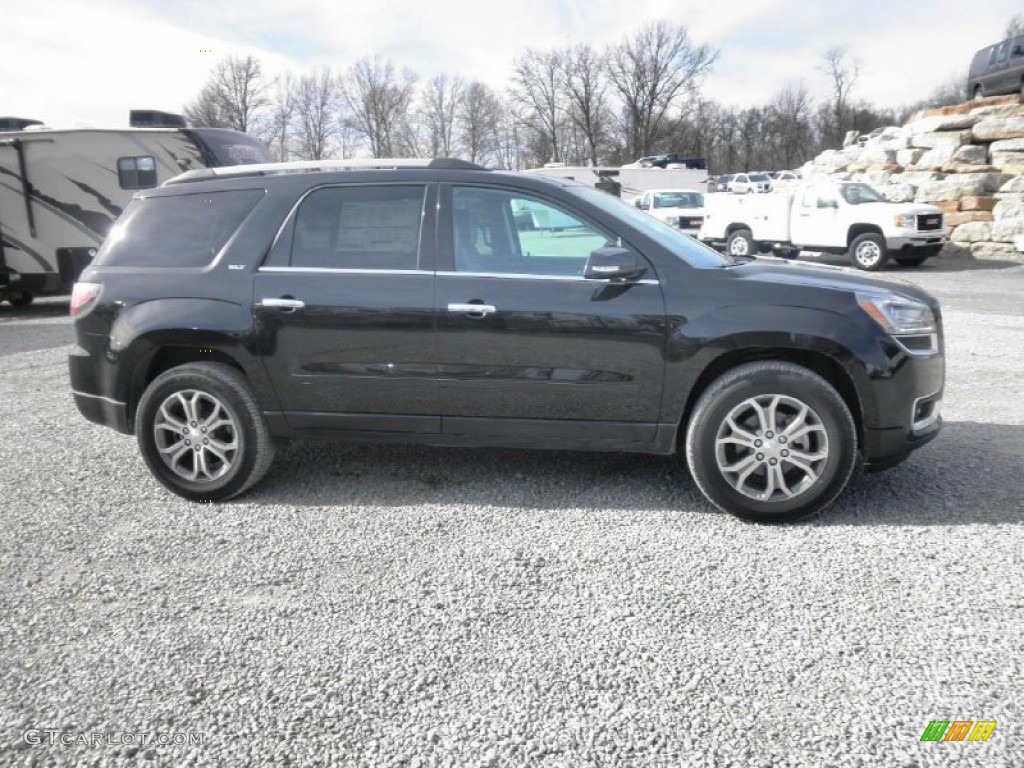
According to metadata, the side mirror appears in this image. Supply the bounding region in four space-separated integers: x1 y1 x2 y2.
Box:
584 247 647 282
820 198 838 209
634 199 642 208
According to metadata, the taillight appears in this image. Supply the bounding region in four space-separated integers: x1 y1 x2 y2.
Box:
70 282 102 317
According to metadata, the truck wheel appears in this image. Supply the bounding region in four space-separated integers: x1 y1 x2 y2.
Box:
135 362 277 502
8 292 34 307
894 255 928 267
726 229 756 258
685 361 859 523
849 233 889 271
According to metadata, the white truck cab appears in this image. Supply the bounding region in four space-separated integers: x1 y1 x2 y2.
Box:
699 181 946 270
634 188 706 233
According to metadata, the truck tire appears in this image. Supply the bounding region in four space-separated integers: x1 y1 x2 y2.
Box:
894 255 928 267
684 361 859 523
8 292 34 307
135 362 277 502
726 229 756 258
849 233 889 271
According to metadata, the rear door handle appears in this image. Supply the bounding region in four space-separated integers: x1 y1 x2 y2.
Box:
448 302 496 316
259 297 305 311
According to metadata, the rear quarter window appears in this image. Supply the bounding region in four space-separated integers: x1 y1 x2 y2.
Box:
95 189 264 268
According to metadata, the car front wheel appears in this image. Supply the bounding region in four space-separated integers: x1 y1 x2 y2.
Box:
685 361 859 523
135 362 276 502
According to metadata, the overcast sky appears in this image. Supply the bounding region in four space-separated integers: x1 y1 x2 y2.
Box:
3 0 1020 129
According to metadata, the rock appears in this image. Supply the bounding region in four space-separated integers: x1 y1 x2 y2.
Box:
896 149 925 166
909 130 973 149
960 196 998 211
990 151 1024 171
1017 234 1024 253
864 171 893 187
990 217 1024 242
842 130 860 148
907 114 982 133
972 118 1024 141
883 182 916 203
950 144 988 165
943 164 1000 174
998 177 1024 194
878 136 913 150
899 171 945 186
969 241 1024 261
945 211 994 226
950 221 993 242
934 201 961 214
989 138 1024 153
858 148 897 166
969 103 1024 119
993 198 1024 219
914 173 1010 202
911 146 957 171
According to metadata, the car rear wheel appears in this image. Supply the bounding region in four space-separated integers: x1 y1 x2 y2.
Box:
973 85 984 100
135 362 276 502
726 229 756 258
849 232 889 271
685 361 859 523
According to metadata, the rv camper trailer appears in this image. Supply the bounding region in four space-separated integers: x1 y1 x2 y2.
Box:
0 110 271 305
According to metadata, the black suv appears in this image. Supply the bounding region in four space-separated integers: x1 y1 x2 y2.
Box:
69 159 944 522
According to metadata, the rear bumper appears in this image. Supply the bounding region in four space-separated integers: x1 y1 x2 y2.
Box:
72 389 131 434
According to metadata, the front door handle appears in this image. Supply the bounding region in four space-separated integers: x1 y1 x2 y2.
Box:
448 302 496 317
259 297 305 311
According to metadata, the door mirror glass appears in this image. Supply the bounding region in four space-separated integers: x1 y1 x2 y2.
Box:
584 247 647 281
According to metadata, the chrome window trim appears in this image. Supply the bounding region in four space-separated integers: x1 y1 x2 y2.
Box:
258 267 431 276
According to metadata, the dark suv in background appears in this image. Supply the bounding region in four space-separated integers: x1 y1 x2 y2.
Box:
69 159 944 523
967 34 1024 99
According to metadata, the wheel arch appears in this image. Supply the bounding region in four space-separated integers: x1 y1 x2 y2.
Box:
847 223 884 247
675 347 864 452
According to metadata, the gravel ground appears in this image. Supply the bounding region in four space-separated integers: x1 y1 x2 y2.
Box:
1 256 1022 767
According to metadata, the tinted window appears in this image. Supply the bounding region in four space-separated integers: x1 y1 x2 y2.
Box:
654 192 703 208
1013 37 1024 58
453 187 612 276
96 189 263 267
291 185 425 270
996 41 1011 63
117 156 157 189
572 187 731 268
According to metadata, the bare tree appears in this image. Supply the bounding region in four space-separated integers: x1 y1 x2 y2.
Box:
818 47 859 150
606 21 717 158
511 48 566 163
1006 13 1024 38
458 81 502 164
563 44 610 166
420 74 464 157
292 68 341 161
766 83 814 169
265 73 296 161
184 55 269 134
342 57 417 157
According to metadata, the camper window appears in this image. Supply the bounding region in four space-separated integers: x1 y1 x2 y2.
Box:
118 156 157 189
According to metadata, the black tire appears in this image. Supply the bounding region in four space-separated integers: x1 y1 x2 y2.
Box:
893 255 928 267
8 292 33 307
685 361 859 523
726 228 756 259
135 362 276 502
973 85 984 101
848 232 889 271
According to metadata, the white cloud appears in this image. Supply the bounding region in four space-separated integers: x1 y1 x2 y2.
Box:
2 0 1020 129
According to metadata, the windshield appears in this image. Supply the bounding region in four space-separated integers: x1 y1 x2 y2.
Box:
749 174 770 182
654 192 704 209
839 183 886 205
575 188 731 268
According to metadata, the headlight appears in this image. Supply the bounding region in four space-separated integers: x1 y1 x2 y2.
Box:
857 292 936 334
894 213 916 229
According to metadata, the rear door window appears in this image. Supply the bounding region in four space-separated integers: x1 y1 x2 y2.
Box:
290 185 426 270
96 189 263 267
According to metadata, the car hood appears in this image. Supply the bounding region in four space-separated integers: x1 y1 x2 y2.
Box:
657 207 706 217
729 257 937 306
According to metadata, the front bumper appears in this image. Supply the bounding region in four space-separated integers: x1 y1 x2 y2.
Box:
887 233 946 251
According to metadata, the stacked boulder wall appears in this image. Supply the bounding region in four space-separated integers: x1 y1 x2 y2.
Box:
801 94 1024 261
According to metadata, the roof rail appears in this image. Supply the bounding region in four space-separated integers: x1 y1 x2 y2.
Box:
165 157 486 185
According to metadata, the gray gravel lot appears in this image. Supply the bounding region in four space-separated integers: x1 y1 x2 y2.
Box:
1 256 1022 767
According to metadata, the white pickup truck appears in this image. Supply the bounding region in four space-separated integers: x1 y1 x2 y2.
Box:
698 181 946 270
